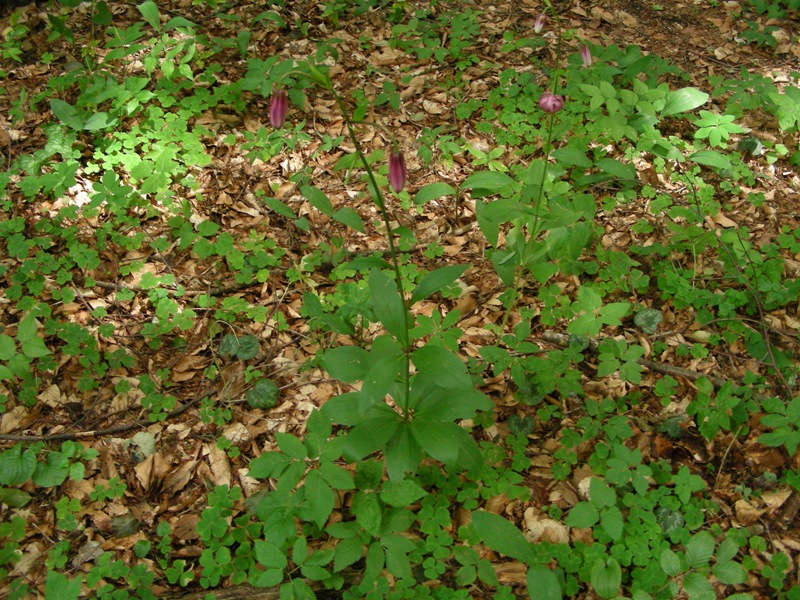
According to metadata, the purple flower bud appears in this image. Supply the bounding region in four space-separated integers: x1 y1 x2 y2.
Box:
388 150 407 193
270 88 288 129
538 91 564 114
580 44 592 68
534 14 546 34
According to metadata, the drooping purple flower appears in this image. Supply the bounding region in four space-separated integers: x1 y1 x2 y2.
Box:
580 44 592 68
534 14 546 34
270 88 288 128
388 150 407 193
538 91 564 114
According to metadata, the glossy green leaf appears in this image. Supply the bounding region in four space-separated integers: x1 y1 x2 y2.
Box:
590 557 622 599
369 269 408 349
410 419 481 470
301 185 334 216
461 171 515 194
661 87 709 117
527 565 561 600
263 197 296 219
334 207 365 232
0 446 36 486
137 0 162 31
471 511 533 563
343 410 401 462
0 487 32 507
689 149 732 169
410 264 469 305
412 345 470 389
319 346 370 383
32 452 69 488
414 182 456 206
50 99 83 130
712 560 746 585
552 146 592 168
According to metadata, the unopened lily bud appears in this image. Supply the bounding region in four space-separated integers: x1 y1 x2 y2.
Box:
534 14 546 34
538 91 564 114
270 88 288 128
580 44 592 67
388 151 407 193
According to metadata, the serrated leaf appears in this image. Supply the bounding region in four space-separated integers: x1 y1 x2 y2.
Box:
661 87 709 117
380 479 428 507
304 470 334 529
590 478 616 508
343 411 400 462
352 491 382 537
715 537 739 563
712 560 746 585
660 549 682 576
601 506 624 541
319 462 354 490
276 433 307 460
254 540 287 570
686 531 715 568
45 571 82 600
248 452 293 479
682 571 714 597
410 418 482 470
472 511 534 563
0 334 16 360
333 537 363 572
565 502 599 528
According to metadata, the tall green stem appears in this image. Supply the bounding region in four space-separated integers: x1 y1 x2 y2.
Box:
329 90 413 412
500 2 563 330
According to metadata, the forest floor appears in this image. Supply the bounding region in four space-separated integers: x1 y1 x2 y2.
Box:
1 0 799 598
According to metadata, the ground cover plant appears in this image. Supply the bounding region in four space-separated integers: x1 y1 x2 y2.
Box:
0 0 799 598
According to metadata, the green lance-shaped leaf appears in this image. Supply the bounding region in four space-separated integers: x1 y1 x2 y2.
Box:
471 511 534 564
369 269 408 349
410 264 469 305
660 87 709 118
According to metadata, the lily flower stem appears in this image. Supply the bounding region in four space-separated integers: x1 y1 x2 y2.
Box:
331 90 413 412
